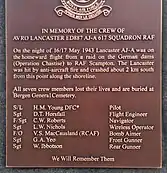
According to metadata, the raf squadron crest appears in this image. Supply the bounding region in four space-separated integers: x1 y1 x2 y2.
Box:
54 0 112 20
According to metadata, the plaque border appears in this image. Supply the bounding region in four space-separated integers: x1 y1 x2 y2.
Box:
5 0 163 168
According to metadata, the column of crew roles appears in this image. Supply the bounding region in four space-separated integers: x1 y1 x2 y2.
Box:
108 105 154 151
12 105 28 150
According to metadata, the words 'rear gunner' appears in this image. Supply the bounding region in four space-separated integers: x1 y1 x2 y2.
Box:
54 0 112 20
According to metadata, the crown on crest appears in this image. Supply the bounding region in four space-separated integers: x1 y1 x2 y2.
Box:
75 0 91 2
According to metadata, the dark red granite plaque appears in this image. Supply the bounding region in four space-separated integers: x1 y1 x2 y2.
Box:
6 0 162 168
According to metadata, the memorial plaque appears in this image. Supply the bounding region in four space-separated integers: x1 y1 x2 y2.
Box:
6 0 162 168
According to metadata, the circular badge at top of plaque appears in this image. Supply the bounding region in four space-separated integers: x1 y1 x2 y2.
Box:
56 0 111 20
